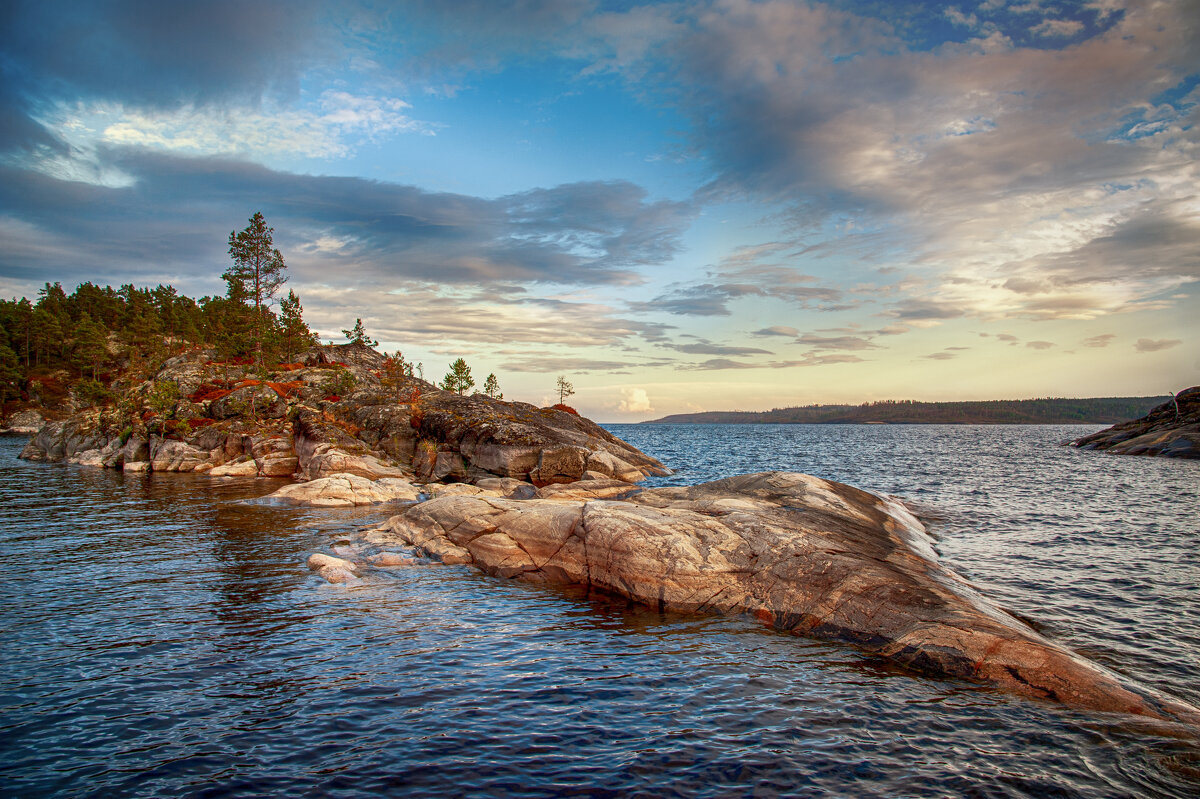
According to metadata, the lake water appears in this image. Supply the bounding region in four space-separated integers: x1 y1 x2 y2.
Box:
1 424 1197 798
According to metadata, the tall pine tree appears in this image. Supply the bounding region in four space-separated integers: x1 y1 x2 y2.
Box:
225 212 287 364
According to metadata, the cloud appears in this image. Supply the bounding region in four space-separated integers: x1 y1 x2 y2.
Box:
772 354 865 367
752 325 800 337
505 181 695 274
500 357 632 374
1025 340 1055 350
0 1 327 108
629 247 846 317
796 334 879 351
671 342 773 356
594 0 1200 325
1134 338 1182 353
48 92 433 163
682 358 760 371
921 351 958 360
0 154 692 291
681 352 866 370
1083 334 1116 348
300 287 677 352
618 387 653 413
1030 19 1085 39
884 300 965 323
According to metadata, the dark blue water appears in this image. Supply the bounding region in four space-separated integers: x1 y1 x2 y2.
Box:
1 425 1198 798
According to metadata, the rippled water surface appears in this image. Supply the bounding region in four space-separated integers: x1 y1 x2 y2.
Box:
1 425 1198 798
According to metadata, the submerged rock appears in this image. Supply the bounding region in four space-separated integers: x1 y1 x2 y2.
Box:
306 552 359 584
268 473 420 507
1073 386 1200 459
374 470 1200 725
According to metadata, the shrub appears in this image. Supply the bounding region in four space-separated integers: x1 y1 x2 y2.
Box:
551 403 579 416
75 378 114 407
320 368 356 398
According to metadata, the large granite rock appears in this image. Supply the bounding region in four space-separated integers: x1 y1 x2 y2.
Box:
1073 387 1200 459
20 418 107 462
292 407 408 480
406 389 668 484
267 473 420 507
372 471 1200 725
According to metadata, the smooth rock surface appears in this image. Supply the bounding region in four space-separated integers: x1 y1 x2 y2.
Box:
209 459 259 477
375 470 1200 725
268 474 421 507
1073 386 1200 459
306 552 359 584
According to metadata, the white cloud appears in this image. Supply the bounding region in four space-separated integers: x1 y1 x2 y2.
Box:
42 90 430 171
618 387 653 413
599 0 1200 325
1030 18 1085 38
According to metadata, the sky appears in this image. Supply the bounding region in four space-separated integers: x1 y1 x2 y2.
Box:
1 0 1196 421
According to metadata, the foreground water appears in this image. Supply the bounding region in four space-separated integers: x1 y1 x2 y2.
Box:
1 425 1197 798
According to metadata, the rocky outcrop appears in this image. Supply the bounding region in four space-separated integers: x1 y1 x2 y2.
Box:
267 473 420 507
0 409 45 434
397 389 667 484
291 407 408 480
371 471 1200 725
17 342 668 489
1072 386 1200 459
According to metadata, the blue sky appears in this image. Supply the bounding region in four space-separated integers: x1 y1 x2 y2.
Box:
1 0 1196 419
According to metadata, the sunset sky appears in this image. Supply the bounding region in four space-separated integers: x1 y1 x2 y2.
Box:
1 0 1196 420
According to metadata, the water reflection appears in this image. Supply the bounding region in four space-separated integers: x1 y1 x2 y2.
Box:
1 432 1198 798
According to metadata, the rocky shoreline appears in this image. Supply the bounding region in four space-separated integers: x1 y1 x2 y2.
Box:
294 470 1195 728
1071 386 1199 459
12 350 1200 726
17 343 670 485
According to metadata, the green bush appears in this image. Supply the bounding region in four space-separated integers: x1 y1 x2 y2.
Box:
76 378 114 407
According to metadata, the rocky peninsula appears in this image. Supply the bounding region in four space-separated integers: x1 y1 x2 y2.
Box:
19 342 669 484
14 346 1200 726
1072 386 1199 459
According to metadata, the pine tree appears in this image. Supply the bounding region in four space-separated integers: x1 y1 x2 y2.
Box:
279 290 318 359
71 314 109 380
483 373 503 400
556 375 575 404
31 308 63 367
342 318 378 347
440 358 475 395
0 341 21 403
225 212 288 364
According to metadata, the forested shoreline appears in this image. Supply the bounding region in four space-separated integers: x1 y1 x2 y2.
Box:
646 397 1168 425
0 212 324 419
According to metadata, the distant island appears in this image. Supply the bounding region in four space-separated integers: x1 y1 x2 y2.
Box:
644 397 1168 425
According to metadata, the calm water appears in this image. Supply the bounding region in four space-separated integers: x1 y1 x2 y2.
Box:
0 425 1197 798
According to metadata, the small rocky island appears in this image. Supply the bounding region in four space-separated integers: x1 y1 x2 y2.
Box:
1072 386 1199 459
14 344 1200 727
